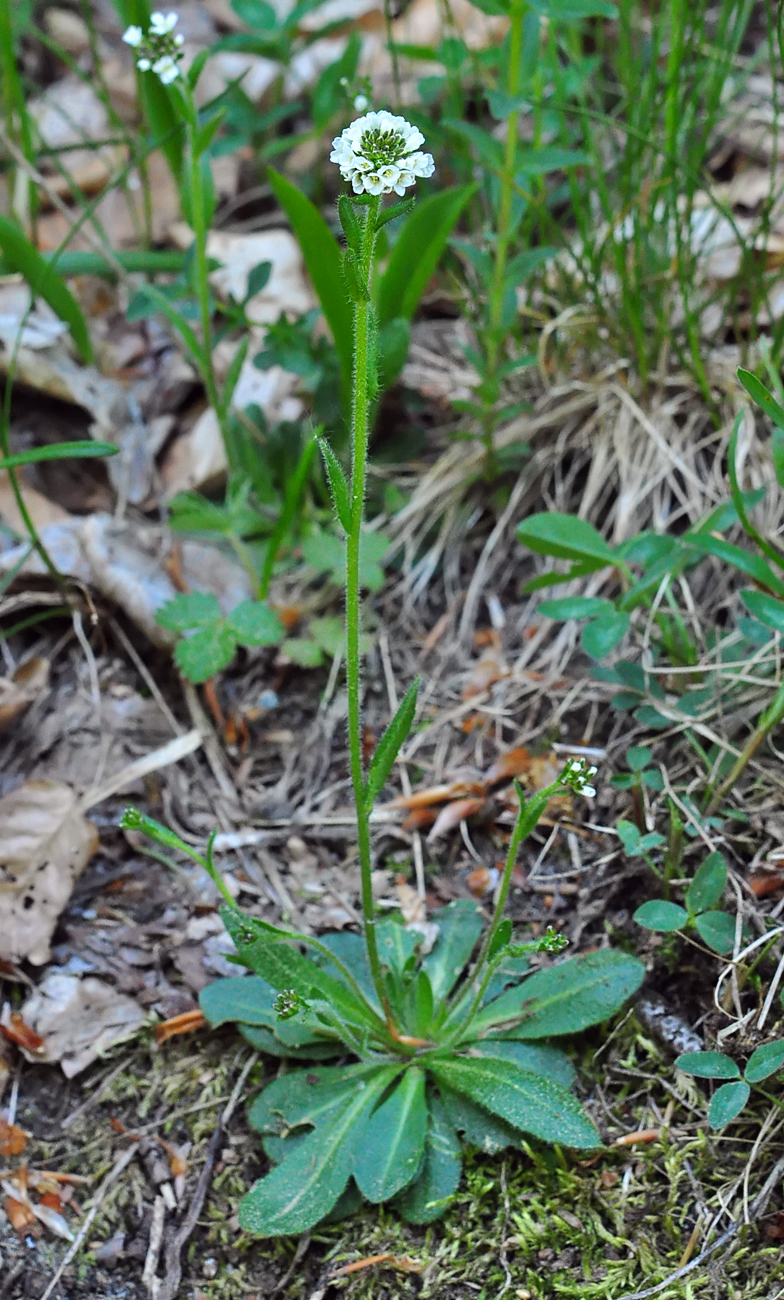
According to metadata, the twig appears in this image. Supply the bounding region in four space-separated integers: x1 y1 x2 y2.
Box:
79 729 202 812
38 1144 137 1300
156 1052 257 1300
142 1196 166 1298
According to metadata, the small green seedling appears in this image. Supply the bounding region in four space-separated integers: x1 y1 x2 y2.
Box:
633 851 738 955
156 592 283 683
676 1039 784 1128
610 746 664 794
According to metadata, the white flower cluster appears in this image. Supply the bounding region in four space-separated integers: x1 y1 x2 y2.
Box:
561 758 598 799
330 110 435 196
123 11 184 85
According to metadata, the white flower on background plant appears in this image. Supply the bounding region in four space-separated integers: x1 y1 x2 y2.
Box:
136 56 151 70
152 54 180 84
561 757 598 799
353 93 369 112
122 24 143 46
330 110 434 196
150 10 179 34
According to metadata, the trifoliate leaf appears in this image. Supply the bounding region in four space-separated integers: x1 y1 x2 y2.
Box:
174 624 237 682
156 591 222 632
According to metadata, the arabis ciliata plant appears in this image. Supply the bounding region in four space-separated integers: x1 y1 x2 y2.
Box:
122 117 644 1237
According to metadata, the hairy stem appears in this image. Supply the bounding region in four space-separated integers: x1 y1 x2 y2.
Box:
346 196 391 1020
186 118 221 420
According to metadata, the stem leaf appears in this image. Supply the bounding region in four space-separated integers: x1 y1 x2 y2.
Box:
319 437 351 533
364 677 420 810
0 214 94 363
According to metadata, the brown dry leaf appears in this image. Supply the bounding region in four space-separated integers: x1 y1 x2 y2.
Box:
0 781 98 965
0 1120 27 1157
464 651 509 697
155 1009 206 1044
401 807 438 832
18 972 145 1077
483 745 534 786
31 1200 75 1241
4 1194 37 1236
0 657 50 734
160 406 228 498
396 880 426 925
0 1008 45 1054
387 779 486 810
427 796 487 841
748 870 784 898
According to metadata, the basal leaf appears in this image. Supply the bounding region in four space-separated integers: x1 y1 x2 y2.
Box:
516 513 616 565
314 930 378 1008
226 599 284 646
694 910 737 955
249 1062 380 1161
240 1024 342 1059
633 900 688 932
438 1083 522 1153
0 214 93 363
376 184 477 326
397 1093 461 1224
200 975 278 1027
364 678 419 810
353 1067 427 1202
675 1051 739 1080
238 1066 396 1235
471 951 644 1039
175 624 237 682
422 899 483 1000
431 1057 600 1148
470 1040 576 1090
685 852 727 915
744 1039 784 1083
377 919 421 975
708 1080 750 1129
267 168 353 391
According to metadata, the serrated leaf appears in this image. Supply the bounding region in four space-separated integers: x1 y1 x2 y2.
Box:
353 1067 427 1202
744 1039 784 1083
238 1066 397 1235
155 591 222 632
740 589 784 633
319 438 351 533
470 1040 575 1090
175 624 237 682
471 951 644 1039
694 910 737 955
226 599 284 646
581 611 630 659
685 852 727 915
538 596 614 620
675 1051 740 1080
431 1057 599 1148
377 184 477 326
516 513 616 565
0 214 93 363
397 1093 461 1224
708 1080 750 1129
364 678 419 809
633 900 688 932
422 900 484 1000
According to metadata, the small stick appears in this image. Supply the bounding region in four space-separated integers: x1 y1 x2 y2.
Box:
142 1196 166 1297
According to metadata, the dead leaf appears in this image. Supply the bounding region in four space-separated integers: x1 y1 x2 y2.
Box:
483 745 534 785
0 657 50 734
0 1120 27 1157
169 225 315 324
330 1252 423 1279
396 879 426 925
748 870 784 898
0 1008 45 1054
31 1200 75 1241
43 8 91 55
427 796 487 841
0 781 98 965
464 652 509 697
155 1009 206 1044
4 1194 36 1236
387 779 486 810
466 865 499 898
18 972 146 1077
160 407 228 498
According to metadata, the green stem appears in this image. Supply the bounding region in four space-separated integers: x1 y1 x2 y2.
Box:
186 116 221 419
706 677 784 816
480 0 526 472
346 195 391 1022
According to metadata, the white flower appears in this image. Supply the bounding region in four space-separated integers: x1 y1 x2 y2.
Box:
354 93 369 112
174 32 184 45
152 53 180 83
331 110 434 195
561 758 598 798
122 24 143 46
136 56 151 69
149 10 179 34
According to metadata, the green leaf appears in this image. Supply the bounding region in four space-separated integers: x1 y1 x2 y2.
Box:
376 184 477 326
364 678 419 810
378 316 411 389
431 1057 600 1149
504 247 558 282
282 637 323 668
267 168 353 392
471 951 644 1039
0 214 93 363
337 194 361 252
488 918 512 961
694 910 737 955
685 852 727 915
675 1051 740 1080
616 820 642 855
200 975 279 1027
708 1080 750 1129
422 899 484 1000
633 900 688 932
581 611 630 659
686 533 784 598
248 1062 380 1161
627 746 652 771
221 335 249 412
530 0 617 17
772 429 784 490
740 589 784 634
174 624 237 682
376 196 416 230
0 440 118 471
516 513 616 565
538 596 614 620
319 438 351 532
438 1083 522 1153
226 599 284 646
517 147 589 174
238 1066 397 1235
246 261 272 299
240 1024 341 1060
377 919 421 976
353 1067 427 1202
397 1093 461 1224
744 1039 784 1083
480 953 530 1005
470 1040 575 1090
737 367 784 432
